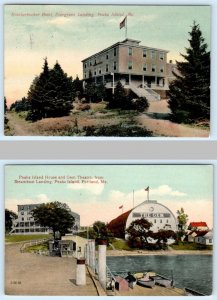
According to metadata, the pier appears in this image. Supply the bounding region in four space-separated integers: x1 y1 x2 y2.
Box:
5 238 191 296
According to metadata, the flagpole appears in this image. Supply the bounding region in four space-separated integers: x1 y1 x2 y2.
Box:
133 190 134 208
125 16 127 39
148 189 149 201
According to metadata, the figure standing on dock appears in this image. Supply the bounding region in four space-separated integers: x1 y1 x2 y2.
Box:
125 272 137 289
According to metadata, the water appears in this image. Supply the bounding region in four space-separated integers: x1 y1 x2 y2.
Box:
107 255 212 295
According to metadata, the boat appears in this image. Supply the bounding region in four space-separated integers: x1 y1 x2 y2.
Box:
149 274 173 288
137 276 155 288
185 287 206 296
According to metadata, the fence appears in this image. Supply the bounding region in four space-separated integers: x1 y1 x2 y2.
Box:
20 238 50 253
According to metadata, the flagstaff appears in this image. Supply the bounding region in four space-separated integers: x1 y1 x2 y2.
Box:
145 186 150 201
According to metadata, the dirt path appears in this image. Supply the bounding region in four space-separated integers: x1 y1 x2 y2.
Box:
5 243 98 296
6 112 37 136
137 100 209 137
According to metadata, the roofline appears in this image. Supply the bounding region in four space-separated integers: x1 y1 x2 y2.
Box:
82 39 169 62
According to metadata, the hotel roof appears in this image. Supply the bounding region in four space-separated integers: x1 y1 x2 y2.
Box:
82 38 169 62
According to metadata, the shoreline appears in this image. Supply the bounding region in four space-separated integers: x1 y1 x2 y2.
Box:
106 249 212 256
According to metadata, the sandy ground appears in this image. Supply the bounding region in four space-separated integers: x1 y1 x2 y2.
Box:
5 101 209 137
106 249 212 256
5 243 98 296
137 100 209 137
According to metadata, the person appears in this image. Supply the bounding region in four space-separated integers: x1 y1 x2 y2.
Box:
125 272 137 289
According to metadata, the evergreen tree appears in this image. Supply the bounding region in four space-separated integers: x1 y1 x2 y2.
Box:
108 80 129 109
96 83 107 101
4 97 8 125
27 58 74 121
44 61 73 117
85 81 96 103
72 75 83 100
27 58 50 120
168 22 210 123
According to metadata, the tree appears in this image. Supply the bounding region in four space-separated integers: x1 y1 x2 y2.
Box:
4 97 8 125
96 83 107 102
177 207 188 240
44 61 74 117
72 76 83 100
85 81 96 103
108 81 128 109
168 22 210 123
5 209 17 233
126 218 153 248
152 230 176 248
27 58 74 121
32 201 75 238
93 221 109 238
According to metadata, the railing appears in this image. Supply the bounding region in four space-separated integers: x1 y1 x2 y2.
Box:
20 238 49 253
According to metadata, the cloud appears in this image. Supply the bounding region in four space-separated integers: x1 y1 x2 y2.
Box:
67 182 105 195
46 17 72 26
36 194 50 202
150 185 187 197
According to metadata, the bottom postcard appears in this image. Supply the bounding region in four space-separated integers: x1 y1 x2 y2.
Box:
5 164 213 296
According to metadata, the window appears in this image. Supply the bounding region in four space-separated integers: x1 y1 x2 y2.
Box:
94 70 96 76
84 63 87 69
166 219 169 223
84 72 86 78
114 48 116 56
159 52 164 60
160 219 162 223
94 59 97 65
143 49 147 58
143 63 147 71
128 61 133 70
128 47 132 56
89 61 92 66
99 69 101 74
151 64 156 72
106 53 109 59
151 50 156 59
154 219 156 223
106 64 109 72
209 239 212 243
21 211 24 215
160 65 164 73
113 61 117 71
21 217 24 221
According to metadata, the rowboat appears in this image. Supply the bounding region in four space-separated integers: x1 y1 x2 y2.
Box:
137 277 155 288
149 274 172 288
185 287 206 296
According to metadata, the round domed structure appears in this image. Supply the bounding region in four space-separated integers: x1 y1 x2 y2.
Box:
108 200 177 239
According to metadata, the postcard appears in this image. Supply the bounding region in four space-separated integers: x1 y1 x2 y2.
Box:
5 164 213 295
4 5 210 137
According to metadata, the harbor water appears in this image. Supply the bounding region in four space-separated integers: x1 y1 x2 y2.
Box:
107 254 212 295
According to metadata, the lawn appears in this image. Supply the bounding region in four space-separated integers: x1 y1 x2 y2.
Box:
5 234 52 243
171 241 212 251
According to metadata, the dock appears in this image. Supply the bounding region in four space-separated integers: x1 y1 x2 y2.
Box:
5 243 98 296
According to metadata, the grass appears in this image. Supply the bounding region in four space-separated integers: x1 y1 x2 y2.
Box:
108 238 132 251
25 242 49 253
5 234 52 243
171 241 212 251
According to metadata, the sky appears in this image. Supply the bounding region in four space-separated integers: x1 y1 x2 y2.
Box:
5 165 213 228
4 5 211 105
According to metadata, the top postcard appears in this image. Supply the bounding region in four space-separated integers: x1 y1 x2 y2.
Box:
4 5 211 138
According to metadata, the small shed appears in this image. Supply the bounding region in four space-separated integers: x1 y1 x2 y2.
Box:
115 276 129 291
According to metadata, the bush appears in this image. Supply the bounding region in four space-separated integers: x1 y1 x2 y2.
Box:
131 97 149 112
84 124 153 137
